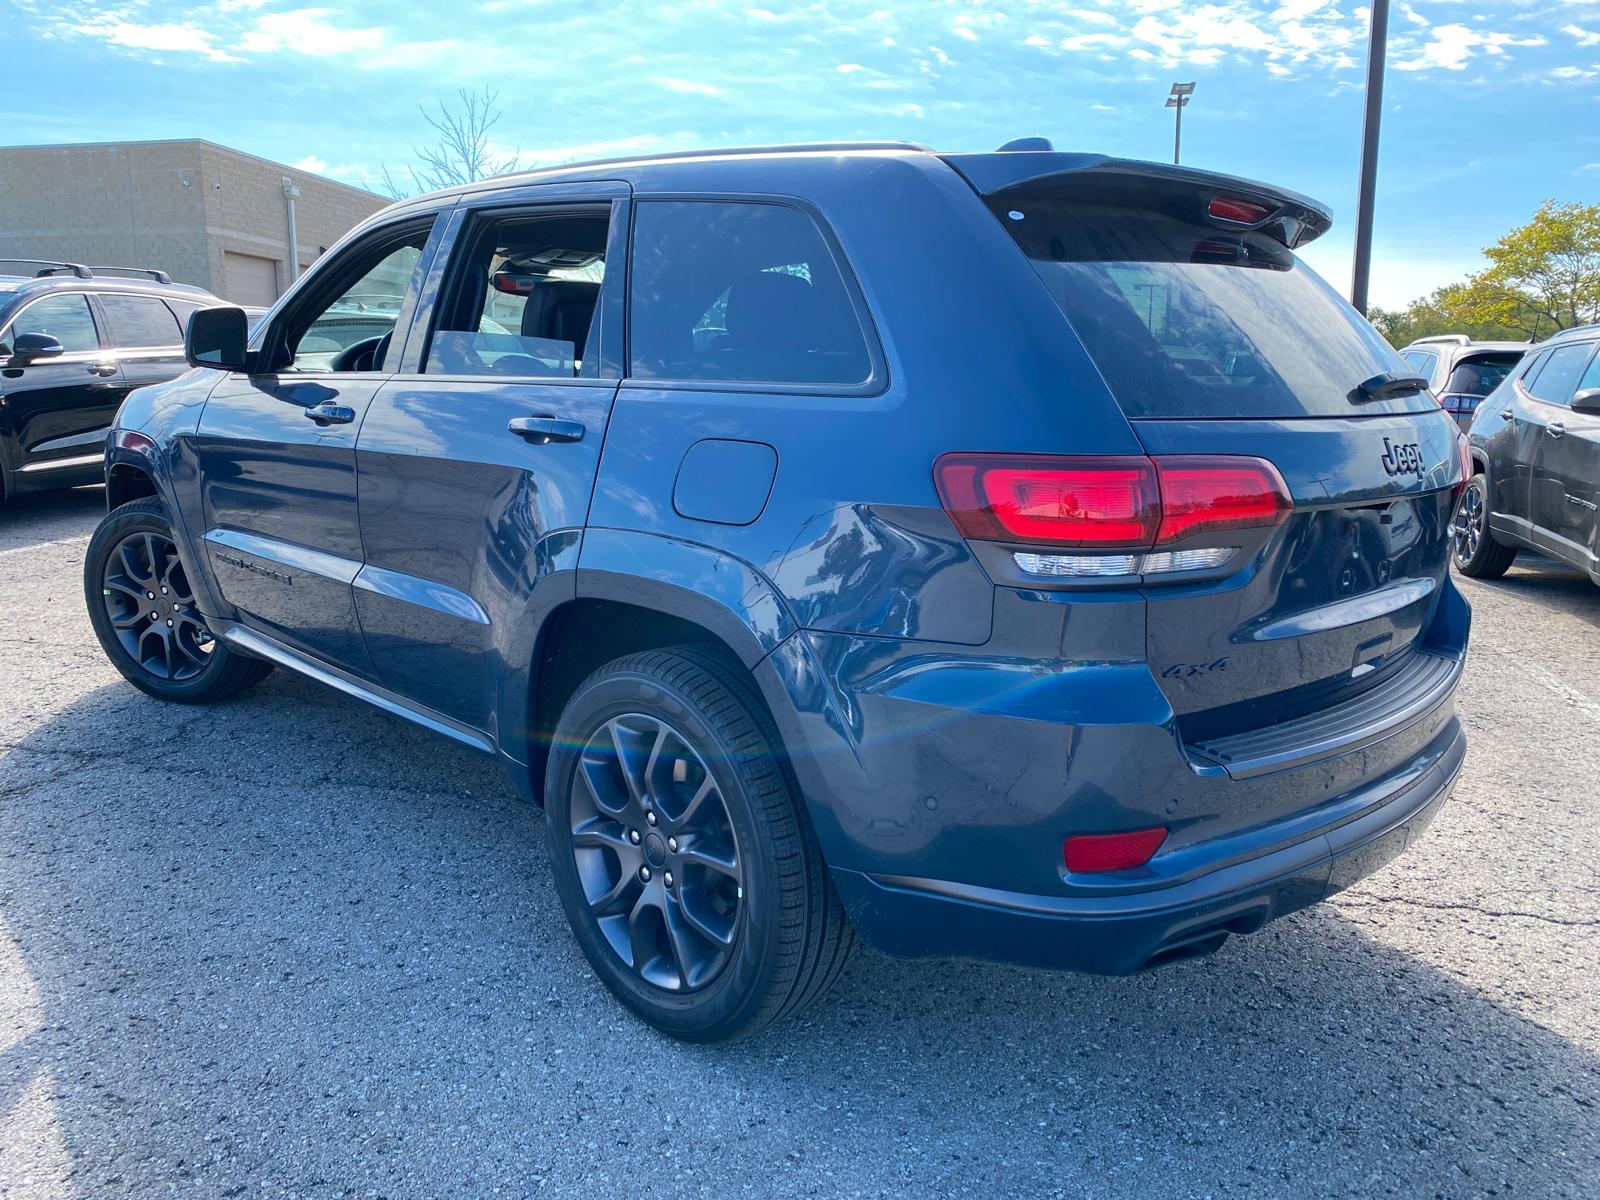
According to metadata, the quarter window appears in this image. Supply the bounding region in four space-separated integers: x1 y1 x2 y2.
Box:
9 294 99 354
629 201 872 387
1525 343 1596 406
425 208 611 379
100 293 182 348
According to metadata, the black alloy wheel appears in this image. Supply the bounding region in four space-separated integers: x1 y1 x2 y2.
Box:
84 497 273 702
544 647 855 1042
569 713 744 992
100 528 213 681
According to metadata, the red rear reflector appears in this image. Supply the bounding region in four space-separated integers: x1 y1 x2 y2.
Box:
1208 196 1272 224
1153 457 1292 544
1064 827 1168 873
934 454 1291 550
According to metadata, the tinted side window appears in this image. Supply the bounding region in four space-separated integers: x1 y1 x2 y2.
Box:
9 294 100 353
1403 350 1438 381
1526 343 1596 405
100 293 182 348
629 201 872 386
425 207 610 379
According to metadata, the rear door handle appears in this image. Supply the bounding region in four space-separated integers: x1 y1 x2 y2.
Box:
1547 421 1567 439
304 402 356 426
1500 408 1515 420
508 414 585 444
87 362 118 378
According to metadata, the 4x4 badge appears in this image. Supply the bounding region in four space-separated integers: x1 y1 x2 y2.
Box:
1380 437 1425 478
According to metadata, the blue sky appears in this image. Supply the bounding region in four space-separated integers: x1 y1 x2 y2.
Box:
4 0 1598 308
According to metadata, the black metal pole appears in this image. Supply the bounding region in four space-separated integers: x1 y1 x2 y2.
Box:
1174 100 1182 165
1351 0 1389 316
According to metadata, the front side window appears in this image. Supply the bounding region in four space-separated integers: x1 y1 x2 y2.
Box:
279 226 430 372
629 200 872 387
1525 343 1596 406
100 293 182 348
425 208 610 379
8 294 99 354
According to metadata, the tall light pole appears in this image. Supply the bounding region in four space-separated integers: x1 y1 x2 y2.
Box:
1351 0 1390 316
1165 82 1195 165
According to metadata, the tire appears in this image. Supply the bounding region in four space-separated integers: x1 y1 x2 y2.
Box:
544 645 855 1042
84 496 273 703
1452 473 1517 579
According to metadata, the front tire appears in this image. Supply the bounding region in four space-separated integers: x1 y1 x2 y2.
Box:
1452 473 1517 578
84 497 272 702
544 646 854 1042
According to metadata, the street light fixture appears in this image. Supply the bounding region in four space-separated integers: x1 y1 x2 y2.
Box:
1165 82 1195 165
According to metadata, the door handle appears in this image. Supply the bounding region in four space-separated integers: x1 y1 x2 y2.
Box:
86 362 118 378
508 414 585 444
1500 409 1514 421
1547 421 1567 439
304 402 356 426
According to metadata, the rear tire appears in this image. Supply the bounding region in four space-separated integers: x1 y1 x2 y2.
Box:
544 646 855 1042
84 497 273 703
1452 474 1516 579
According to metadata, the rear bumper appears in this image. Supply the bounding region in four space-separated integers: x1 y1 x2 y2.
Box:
830 718 1463 974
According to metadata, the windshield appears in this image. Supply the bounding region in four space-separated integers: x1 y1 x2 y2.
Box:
989 181 1427 420
1445 354 1521 396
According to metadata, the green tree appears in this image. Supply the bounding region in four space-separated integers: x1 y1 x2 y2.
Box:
1372 201 1600 347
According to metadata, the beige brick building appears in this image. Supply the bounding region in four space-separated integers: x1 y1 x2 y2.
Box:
0 139 389 305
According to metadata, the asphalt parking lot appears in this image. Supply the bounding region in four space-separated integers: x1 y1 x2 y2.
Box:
1 488 1597 1199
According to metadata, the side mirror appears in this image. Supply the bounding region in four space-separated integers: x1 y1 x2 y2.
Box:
1572 387 1600 415
9 332 65 364
185 305 250 371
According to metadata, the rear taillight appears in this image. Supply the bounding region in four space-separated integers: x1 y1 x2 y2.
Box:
935 453 1292 558
1208 196 1273 225
1064 827 1168 873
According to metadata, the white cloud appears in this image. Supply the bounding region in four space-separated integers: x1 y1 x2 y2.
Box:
236 8 382 57
1395 23 1545 71
67 18 240 62
1562 22 1600 46
652 75 723 96
952 25 979 41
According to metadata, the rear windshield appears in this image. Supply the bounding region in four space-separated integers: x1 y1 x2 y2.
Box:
989 177 1425 420
1445 353 1521 397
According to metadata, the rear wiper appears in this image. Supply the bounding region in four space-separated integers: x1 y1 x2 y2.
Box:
1349 371 1430 405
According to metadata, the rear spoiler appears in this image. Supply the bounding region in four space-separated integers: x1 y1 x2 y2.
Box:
940 152 1333 250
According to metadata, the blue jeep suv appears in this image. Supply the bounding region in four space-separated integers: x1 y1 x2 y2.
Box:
85 141 1470 1041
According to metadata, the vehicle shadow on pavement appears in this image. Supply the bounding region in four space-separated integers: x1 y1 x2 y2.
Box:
2 671 1596 1197
1465 554 1600 629
0 487 104 552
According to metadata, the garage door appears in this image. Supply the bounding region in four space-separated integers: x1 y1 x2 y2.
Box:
223 252 279 306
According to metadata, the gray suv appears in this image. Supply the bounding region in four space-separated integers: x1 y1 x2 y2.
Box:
1400 335 1528 430
1457 325 1600 581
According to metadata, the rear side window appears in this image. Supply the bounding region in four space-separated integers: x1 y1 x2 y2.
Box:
100 293 181 348
1444 353 1520 397
425 207 610 379
629 200 872 387
1525 342 1596 405
8 294 99 354
989 176 1423 419
1403 349 1438 381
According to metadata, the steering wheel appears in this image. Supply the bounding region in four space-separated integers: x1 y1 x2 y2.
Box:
329 332 391 373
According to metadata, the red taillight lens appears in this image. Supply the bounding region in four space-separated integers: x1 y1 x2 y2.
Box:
1064 827 1168 873
1154 457 1292 544
1208 196 1272 224
935 454 1291 550
934 455 1159 548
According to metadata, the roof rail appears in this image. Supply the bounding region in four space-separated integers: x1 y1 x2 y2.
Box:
84 266 173 284
1412 334 1471 346
0 258 93 279
1550 322 1600 341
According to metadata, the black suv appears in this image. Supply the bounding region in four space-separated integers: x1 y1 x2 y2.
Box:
1457 324 1600 581
0 260 221 503
1398 335 1528 430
